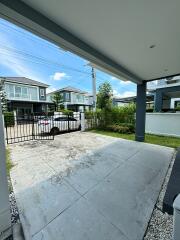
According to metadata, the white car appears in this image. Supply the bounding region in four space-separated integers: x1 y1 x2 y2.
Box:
38 116 81 134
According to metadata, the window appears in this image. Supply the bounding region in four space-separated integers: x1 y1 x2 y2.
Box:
65 92 70 101
8 85 14 98
15 86 21 97
40 89 45 97
22 87 28 99
29 87 38 100
76 94 84 103
5 83 38 100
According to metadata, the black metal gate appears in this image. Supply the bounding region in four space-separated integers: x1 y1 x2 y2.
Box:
4 112 81 144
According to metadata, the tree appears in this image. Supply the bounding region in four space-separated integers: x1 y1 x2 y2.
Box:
0 79 7 113
97 82 112 110
51 92 63 111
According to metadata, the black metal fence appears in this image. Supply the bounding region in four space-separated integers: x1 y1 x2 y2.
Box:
4 112 81 144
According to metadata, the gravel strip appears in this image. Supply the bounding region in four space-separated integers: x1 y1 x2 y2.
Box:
5 178 20 239
8 175 20 225
9 191 19 224
144 150 176 240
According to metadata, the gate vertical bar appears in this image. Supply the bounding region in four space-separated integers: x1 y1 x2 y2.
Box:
32 114 35 140
0 99 11 237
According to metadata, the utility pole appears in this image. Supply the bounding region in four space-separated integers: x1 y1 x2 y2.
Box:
92 67 96 111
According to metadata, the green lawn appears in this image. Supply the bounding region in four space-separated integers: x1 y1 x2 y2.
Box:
91 130 180 149
6 148 13 177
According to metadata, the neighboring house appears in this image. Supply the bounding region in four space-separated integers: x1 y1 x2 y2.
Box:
47 86 93 112
113 76 180 112
0 77 50 115
113 94 154 109
147 76 180 111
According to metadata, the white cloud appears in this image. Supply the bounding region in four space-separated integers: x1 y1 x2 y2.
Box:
113 89 136 98
51 72 69 81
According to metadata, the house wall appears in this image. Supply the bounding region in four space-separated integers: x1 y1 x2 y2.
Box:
5 82 39 101
4 82 48 113
71 92 85 104
146 113 180 137
47 91 93 105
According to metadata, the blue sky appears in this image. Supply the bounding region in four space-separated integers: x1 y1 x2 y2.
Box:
0 18 136 97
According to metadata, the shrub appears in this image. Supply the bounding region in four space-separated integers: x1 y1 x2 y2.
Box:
117 123 135 133
106 124 131 134
4 112 15 127
85 104 136 131
175 106 180 111
60 109 73 116
110 104 135 125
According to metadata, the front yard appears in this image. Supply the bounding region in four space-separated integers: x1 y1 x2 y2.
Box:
8 132 173 240
91 130 180 149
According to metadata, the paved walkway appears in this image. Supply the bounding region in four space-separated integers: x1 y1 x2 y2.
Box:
9 132 174 240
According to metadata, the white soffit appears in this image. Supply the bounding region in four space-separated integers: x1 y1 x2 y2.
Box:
1 0 180 83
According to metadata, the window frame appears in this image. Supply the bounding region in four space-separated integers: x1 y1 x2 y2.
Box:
40 88 45 97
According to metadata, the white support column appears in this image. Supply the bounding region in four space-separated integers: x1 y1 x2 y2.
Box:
13 110 17 126
0 99 11 236
80 112 85 131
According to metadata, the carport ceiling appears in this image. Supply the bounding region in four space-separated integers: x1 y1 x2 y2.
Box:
0 0 180 84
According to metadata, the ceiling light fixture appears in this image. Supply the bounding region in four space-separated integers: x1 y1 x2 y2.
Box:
149 44 156 49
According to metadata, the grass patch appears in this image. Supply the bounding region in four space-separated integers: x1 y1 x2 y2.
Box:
6 148 13 177
91 130 180 149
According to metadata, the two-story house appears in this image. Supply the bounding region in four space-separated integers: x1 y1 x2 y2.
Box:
147 76 180 111
47 86 93 112
0 77 49 115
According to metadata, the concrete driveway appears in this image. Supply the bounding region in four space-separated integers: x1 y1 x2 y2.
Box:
9 132 174 240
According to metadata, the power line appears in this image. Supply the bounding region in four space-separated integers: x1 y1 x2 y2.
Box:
0 54 91 86
0 48 121 89
0 21 61 51
0 43 91 75
0 20 130 91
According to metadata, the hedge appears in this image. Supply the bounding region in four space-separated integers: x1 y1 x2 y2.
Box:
4 112 15 127
85 104 136 132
